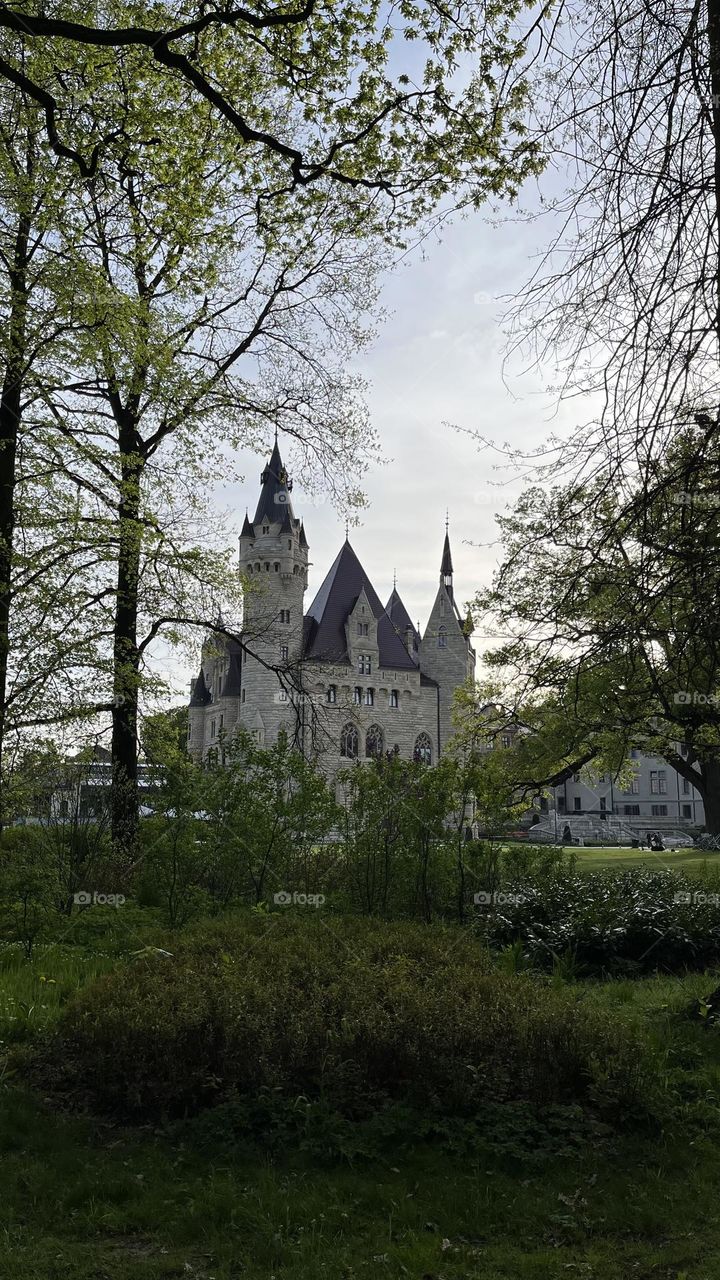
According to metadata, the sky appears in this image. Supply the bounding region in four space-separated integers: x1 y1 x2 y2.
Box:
203 190 585 680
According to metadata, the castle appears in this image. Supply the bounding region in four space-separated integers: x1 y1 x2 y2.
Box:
188 441 475 773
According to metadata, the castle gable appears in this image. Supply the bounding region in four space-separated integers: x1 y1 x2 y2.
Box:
303 540 416 670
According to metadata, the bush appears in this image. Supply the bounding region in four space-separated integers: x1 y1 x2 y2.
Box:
32 914 652 1123
474 866 720 975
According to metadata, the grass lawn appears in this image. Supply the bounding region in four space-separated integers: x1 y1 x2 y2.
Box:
503 838 720 875
577 844 720 874
3 957 720 1279
3 1074 720 1280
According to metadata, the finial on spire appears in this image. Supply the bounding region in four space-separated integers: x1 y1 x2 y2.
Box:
345 517 349 541
274 423 278 443
393 567 397 589
445 508 449 534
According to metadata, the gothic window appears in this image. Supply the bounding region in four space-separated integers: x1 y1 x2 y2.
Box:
389 689 399 708
327 685 337 704
340 723 359 759
366 724 384 758
414 733 432 765
438 627 447 648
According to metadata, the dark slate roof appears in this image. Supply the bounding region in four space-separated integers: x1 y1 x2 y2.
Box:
190 667 211 707
385 587 420 653
298 521 308 549
303 540 417 669
241 513 254 538
420 671 439 688
222 643 243 697
253 441 295 525
441 531 453 576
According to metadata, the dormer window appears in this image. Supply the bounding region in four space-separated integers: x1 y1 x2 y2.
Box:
357 622 369 637
262 525 270 534
438 627 447 648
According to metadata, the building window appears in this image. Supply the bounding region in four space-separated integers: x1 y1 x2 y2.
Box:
651 804 668 816
278 689 288 702
364 688 374 707
327 685 336 704
630 748 639 759
682 804 692 819
340 723 359 759
650 771 659 794
280 645 289 662
366 724 384 758
682 777 691 794
599 797 607 811
501 733 512 748
241 689 246 703
288 540 292 550
279 609 290 623
573 773 580 782
631 779 639 794
574 797 581 811
357 622 368 637
414 732 432 765
438 627 447 648
624 804 640 816
389 689 399 708
658 770 667 794
358 654 371 674
210 718 216 738
219 714 224 731
274 563 280 572
353 686 362 705
262 525 269 534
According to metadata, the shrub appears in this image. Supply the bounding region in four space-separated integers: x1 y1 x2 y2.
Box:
32 914 652 1123
474 866 720 975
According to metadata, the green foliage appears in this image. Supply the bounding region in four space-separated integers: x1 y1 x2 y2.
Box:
474 862 720 976
34 913 652 1122
138 732 341 924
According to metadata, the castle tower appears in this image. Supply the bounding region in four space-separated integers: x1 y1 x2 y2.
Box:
237 440 309 747
418 522 475 753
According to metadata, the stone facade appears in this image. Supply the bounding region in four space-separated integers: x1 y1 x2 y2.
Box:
188 442 475 776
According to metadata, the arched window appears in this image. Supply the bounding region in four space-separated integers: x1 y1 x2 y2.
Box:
366 724 384 758
414 733 432 765
340 723 359 759
438 627 447 648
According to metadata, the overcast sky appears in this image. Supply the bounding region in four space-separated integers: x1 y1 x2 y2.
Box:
203 189 586 675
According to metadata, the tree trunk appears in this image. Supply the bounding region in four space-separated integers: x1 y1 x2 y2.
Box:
0 148 32 835
699 756 720 834
111 437 143 851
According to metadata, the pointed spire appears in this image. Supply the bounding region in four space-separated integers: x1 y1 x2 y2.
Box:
441 519 453 598
241 512 254 538
299 521 308 550
254 441 294 525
